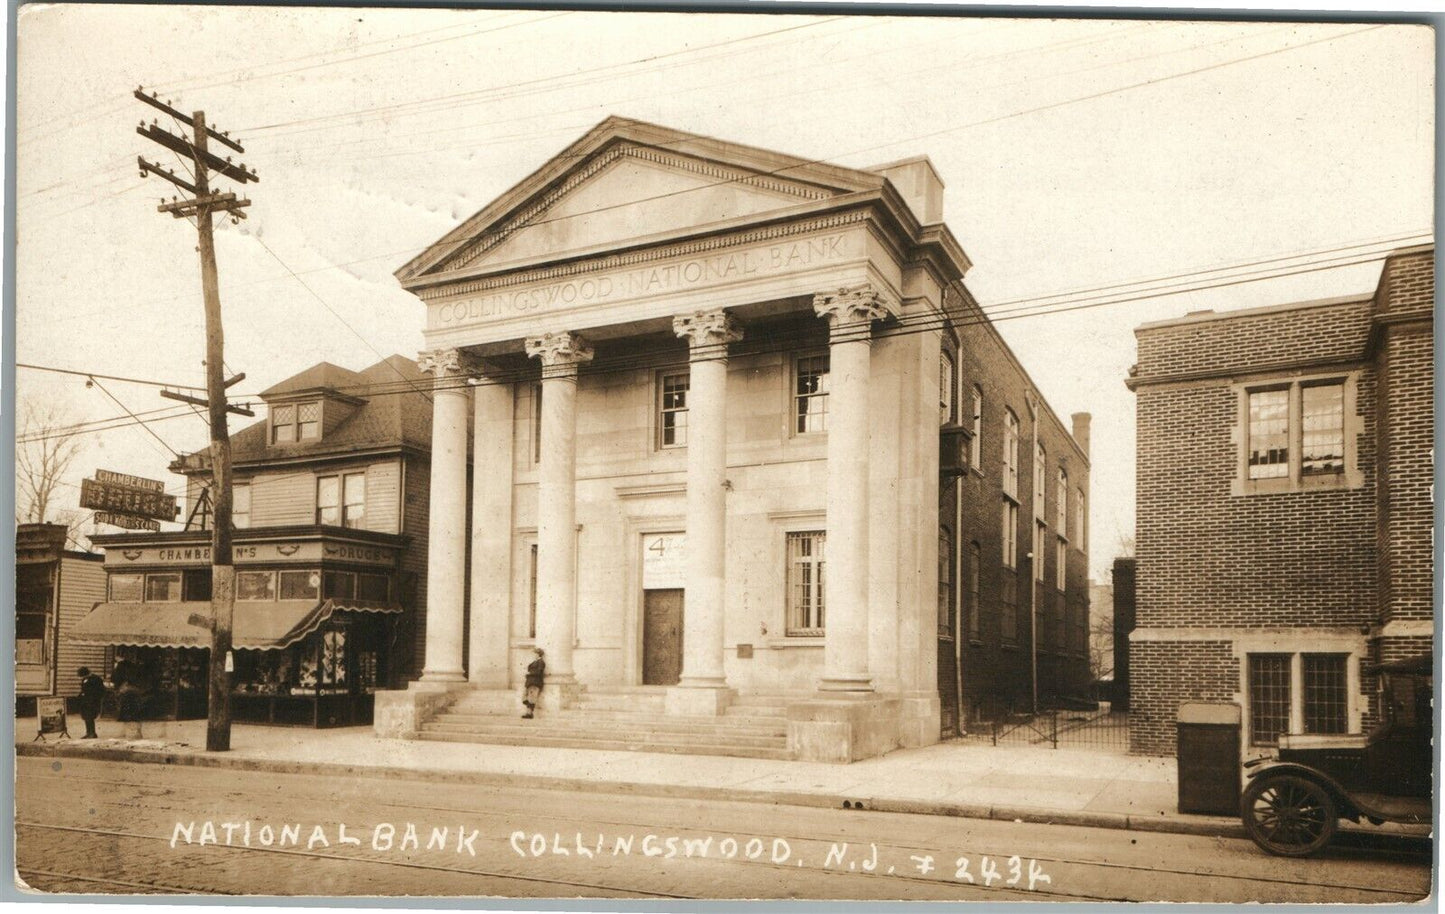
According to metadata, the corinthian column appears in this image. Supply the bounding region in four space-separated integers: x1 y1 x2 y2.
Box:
813 285 889 692
418 347 471 682
524 331 594 687
670 310 742 703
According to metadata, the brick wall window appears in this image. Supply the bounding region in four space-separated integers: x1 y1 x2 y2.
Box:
1001 571 1017 644
1056 468 1068 533
786 531 826 635
794 355 829 434
938 527 954 637
1248 651 1352 745
1001 501 1018 569
658 371 689 449
1033 443 1046 520
1033 521 1046 582
1074 486 1086 551
1238 376 1355 493
940 351 955 425
1002 409 1019 498
970 386 983 470
967 542 980 640
1055 536 1067 592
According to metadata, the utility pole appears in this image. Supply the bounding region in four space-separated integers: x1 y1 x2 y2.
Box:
135 88 258 752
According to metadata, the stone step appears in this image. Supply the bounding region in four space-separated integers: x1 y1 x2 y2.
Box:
569 696 668 712
724 704 788 718
422 721 788 749
415 729 793 761
435 710 787 735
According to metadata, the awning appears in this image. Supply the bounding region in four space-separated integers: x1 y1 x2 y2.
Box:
72 599 362 651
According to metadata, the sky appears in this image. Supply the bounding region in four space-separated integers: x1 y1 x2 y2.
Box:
11 4 1435 580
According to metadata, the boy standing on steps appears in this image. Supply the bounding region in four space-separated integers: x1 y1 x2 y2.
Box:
522 647 545 718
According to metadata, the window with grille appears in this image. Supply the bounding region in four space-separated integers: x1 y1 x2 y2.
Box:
272 404 296 443
1303 653 1348 734
1056 537 1067 592
271 401 321 444
970 387 983 470
1033 443 1046 520
967 542 980 640
1002 410 1019 498
297 402 321 440
658 372 689 448
1302 384 1345 476
940 351 955 425
794 355 829 434
1033 522 1046 582
1001 501 1018 569
938 528 954 637
1248 389 1290 479
1249 654 1292 745
786 531 826 635
1056 469 1068 533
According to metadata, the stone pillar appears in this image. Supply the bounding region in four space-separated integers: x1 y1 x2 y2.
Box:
467 371 514 689
418 348 471 682
813 285 889 692
524 331 594 689
667 310 742 716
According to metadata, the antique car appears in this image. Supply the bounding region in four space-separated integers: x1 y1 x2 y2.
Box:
1240 654 1433 857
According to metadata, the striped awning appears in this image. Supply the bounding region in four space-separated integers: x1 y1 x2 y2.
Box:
70 599 400 651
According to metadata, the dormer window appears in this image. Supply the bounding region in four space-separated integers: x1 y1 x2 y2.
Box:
272 402 321 444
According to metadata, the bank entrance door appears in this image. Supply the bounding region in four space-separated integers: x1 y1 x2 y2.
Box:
642 589 684 685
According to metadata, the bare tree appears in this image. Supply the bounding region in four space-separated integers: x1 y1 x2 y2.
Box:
15 401 91 550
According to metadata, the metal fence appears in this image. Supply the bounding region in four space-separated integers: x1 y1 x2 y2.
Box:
971 701 1130 752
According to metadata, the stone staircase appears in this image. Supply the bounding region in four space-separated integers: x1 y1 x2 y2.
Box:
415 686 796 760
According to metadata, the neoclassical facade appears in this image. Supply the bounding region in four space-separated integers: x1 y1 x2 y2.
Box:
375 118 1084 761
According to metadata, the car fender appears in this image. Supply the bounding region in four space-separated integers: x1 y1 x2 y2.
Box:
1244 762 1359 818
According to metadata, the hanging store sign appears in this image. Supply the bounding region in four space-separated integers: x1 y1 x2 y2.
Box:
95 468 166 493
94 511 162 532
80 474 178 522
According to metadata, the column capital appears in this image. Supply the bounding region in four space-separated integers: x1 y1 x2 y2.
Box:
673 309 743 360
525 331 595 379
417 348 474 387
813 284 892 327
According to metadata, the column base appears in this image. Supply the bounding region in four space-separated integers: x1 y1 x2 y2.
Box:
534 677 581 713
665 684 734 717
817 675 874 693
786 695 904 763
373 679 467 738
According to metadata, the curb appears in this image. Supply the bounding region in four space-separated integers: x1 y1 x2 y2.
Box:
16 740 1246 839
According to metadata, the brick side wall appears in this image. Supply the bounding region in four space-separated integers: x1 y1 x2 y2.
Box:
1128 640 1235 755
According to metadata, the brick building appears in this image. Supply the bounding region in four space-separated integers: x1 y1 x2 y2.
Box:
1126 244 1433 756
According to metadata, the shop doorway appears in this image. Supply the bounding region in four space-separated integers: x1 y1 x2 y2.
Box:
642 589 684 685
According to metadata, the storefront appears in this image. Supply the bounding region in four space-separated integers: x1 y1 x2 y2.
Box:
79 527 408 727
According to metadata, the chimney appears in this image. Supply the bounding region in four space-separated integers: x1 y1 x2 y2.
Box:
1071 412 1092 457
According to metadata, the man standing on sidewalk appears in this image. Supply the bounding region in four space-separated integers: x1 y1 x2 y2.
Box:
76 667 106 739
522 648 545 719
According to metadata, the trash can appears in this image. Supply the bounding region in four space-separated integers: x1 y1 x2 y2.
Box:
1176 702 1241 815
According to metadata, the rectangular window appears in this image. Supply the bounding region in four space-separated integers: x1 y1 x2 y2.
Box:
1033 443 1046 520
1056 537 1067 592
1033 522 1046 582
279 569 320 601
233 483 251 529
237 570 276 602
1075 487 1086 551
1301 383 1345 476
967 543 980 640
323 571 355 600
659 372 689 449
272 404 296 444
1002 410 1019 498
1056 469 1068 534
317 476 340 525
183 569 212 602
1247 389 1290 479
938 528 954 637
356 573 390 602
1001 571 1017 643
786 531 826 634
1249 654 1292 745
970 387 983 470
144 572 182 603
343 472 365 529
109 573 144 602
1303 653 1348 734
15 566 48 663
1001 501 1018 568
940 351 955 425
794 355 829 435
297 402 321 441
532 383 544 464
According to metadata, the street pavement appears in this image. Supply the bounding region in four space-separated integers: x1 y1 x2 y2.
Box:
14 756 1431 901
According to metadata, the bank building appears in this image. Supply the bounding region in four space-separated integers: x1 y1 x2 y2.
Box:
376 117 1093 762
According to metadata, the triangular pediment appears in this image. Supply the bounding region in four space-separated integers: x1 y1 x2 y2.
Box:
398 118 884 283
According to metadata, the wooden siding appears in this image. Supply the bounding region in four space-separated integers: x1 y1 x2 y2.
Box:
365 460 402 534
248 471 316 526
54 556 107 698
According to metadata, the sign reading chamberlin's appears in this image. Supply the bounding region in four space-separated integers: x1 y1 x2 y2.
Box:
103 539 399 568
80 473 178 522
432 231 854 328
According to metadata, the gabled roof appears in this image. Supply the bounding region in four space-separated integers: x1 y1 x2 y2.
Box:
395 116 889 285
173 356 433 472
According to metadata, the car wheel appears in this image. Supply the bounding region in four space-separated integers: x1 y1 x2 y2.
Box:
1241 773 1338 857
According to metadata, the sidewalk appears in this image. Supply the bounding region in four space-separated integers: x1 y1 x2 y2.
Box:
17 715 1251 838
